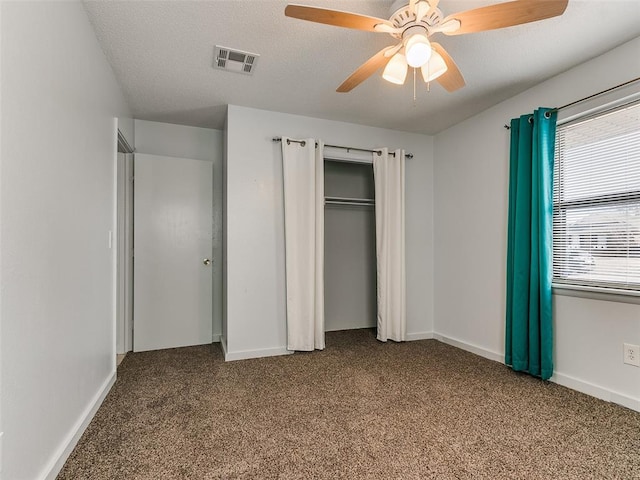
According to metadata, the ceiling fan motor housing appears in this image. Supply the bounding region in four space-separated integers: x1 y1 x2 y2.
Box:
403 24 428 40
388 0 444 39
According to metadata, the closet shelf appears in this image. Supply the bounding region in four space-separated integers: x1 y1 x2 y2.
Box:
325 196 375 207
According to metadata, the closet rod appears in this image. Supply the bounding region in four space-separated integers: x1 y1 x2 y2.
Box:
503 77 640 129
325 196 374 205
273 137 414 159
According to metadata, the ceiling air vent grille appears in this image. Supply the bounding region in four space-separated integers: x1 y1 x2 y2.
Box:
213 46 259 75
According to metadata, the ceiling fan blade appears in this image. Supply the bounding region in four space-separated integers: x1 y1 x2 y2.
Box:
285 4 394 32
337 46 395 93
415 1 430 23
425 0 440 19
383 43 403 58
430 18 462 35
442 0 568 36
431 43 465 92
374 23 403 34
409 0 417 15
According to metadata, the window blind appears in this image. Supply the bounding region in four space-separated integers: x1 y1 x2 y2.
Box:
552 100 640 291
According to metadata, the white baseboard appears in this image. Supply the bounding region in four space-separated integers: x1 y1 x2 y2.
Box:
433 333 640 413
221 331 433 360
406 331 434 341
611 392 640 412
40 371 116 480
212 333 222 343
224 345 294 362
433 333 504 363
552 372 640 412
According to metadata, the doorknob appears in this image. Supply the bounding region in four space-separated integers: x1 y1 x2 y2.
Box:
203 258 211 266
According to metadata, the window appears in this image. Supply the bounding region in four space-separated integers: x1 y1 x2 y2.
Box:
552 100 640 292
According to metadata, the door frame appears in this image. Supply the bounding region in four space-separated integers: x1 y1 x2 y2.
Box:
116 132 134 354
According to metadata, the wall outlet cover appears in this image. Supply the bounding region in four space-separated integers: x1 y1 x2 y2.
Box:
623 343 640 367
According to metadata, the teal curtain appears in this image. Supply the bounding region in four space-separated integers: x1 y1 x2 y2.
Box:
505 108 557 380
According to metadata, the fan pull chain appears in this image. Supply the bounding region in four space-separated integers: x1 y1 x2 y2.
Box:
425 60 430 93
413 68 417 105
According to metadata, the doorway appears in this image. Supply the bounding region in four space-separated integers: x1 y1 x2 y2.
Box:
116 131 134 363
324 159 377 332
115 134 214 357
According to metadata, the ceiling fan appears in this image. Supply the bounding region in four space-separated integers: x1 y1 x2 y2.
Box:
284 0 569 93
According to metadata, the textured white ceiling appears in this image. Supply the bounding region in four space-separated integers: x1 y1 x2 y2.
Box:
83 0 640 135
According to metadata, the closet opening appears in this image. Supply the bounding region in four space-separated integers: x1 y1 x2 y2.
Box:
324 159 377 334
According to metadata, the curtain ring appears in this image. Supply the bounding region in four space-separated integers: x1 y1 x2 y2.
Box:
286 139 291 145
301 141 306 147
528 116 534 124
544 111 551 119
376 151 382 156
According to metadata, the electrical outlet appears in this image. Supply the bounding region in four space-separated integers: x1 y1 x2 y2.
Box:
623 343 640 367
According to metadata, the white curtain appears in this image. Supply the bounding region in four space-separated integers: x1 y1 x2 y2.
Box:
281 137 325 351
373 148 406 342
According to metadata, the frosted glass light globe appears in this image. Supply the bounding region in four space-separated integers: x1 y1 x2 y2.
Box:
421 50 448 82
405 34 432 68
382 53 408 85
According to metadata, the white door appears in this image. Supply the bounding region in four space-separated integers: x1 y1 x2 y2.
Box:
133 154 213 352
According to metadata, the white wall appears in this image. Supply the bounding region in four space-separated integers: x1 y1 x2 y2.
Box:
134 120 224 340
434 37 640 411
134 120 221 162
0 2 131 479
222 113 228 347
117 117 134 149
224 105 434 359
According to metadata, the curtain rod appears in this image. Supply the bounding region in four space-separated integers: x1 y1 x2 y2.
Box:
503 77 640 130
272 137 414 159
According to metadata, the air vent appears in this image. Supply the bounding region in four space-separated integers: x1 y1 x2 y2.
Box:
213 45 259 75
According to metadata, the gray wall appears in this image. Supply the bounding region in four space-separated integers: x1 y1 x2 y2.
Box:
1 2 131 477
224 105 434 359
324 161 377 332
434 37 640 410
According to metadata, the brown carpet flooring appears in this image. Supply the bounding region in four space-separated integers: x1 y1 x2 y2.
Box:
58 329 640 479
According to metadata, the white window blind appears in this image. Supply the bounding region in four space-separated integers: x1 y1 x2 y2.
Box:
553 100 640 291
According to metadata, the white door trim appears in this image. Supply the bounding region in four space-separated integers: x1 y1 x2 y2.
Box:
116 152 134 354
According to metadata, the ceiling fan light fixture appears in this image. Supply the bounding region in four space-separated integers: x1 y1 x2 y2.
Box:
421 49 447 82
285 1 570 93
382 53 408 85
404 33 431 68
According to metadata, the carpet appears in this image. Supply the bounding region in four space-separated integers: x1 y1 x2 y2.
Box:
57 329 640 479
